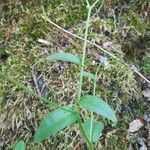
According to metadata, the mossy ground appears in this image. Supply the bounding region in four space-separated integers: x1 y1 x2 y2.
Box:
0 0 150 149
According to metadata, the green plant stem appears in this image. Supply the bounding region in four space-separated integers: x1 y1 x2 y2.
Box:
77 7 92 104
91 0 100 9
85 0 90 7
90 63 101 141
77 0 100 149
76 6 94 149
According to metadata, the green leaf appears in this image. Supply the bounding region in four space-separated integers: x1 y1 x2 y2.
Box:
14 141 25 150
79 95 117 123
48 52 81 65
34 106 79 143
83 119 104 142
83 71 95 80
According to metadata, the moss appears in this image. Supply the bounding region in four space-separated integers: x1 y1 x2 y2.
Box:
0 0 149 149
142 54 150 75
103 132 128 150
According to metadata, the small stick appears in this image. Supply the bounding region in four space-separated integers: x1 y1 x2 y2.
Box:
31 68 42 96
73 140 82 150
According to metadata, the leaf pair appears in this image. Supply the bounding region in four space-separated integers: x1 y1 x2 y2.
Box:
34 95 117 143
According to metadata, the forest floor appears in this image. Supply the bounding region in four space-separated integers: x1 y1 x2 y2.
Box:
0 0 150 150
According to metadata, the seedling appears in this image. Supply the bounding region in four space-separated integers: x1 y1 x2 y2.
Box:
34 1 117 149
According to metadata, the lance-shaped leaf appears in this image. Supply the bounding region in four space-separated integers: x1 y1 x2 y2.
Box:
79 95 117 123
48 52 81 65
83 71 95 80
15 141 26 150
34 106 79 143
83 119 104 142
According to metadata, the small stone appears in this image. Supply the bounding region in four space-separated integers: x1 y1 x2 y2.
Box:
128 119 144 133
142 88 150 98
38 39 50 45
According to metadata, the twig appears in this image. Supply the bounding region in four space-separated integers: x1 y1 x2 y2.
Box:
74 140 82 150
31 68 42 96
41 12 150 84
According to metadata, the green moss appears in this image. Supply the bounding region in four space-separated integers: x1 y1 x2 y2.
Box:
104 133 128 150
142 54 150 75
0 0 149 149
